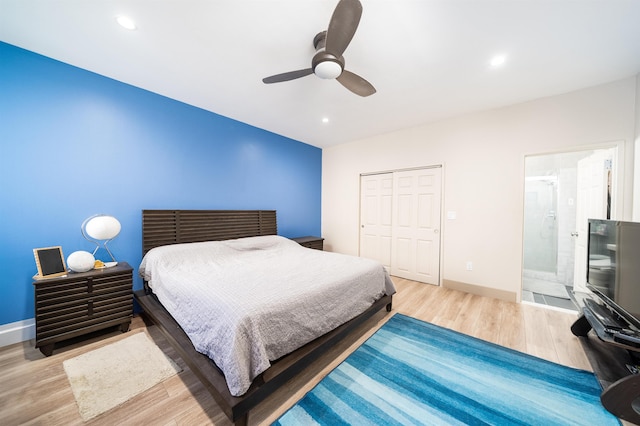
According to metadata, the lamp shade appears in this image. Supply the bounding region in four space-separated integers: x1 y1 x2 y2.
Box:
84 215 121 240
81 214 121 264
67 250 95 272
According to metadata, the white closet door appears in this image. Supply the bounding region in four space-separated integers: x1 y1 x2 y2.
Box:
359 173 393 269
391 168 442 284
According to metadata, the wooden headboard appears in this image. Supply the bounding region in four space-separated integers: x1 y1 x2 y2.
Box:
142 210 277 255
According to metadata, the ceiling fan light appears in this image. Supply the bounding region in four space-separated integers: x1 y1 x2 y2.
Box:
314 60 343 79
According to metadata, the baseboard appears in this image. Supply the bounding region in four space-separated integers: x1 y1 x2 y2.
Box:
443 279 517 303
0 318 35 348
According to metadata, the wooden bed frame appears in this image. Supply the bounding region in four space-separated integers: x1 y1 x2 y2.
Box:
134 209 393 425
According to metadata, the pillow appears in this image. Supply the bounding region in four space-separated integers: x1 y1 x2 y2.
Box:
223 235 286 251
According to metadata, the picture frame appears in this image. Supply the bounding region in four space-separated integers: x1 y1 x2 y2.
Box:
33 246 67 279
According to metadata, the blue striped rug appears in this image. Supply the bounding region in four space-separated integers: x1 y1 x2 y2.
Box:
274 314 619 425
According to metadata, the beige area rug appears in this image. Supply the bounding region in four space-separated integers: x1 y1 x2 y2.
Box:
63 332 181 421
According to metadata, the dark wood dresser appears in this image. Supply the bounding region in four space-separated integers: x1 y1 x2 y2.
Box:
291 236 324 250
33 262 133 356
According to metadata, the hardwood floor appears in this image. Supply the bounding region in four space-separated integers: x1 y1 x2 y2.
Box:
0 277 591 425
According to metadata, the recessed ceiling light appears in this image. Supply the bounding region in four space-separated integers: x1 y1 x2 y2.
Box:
322 117 329 124
490 54 506 68
116 15 137 30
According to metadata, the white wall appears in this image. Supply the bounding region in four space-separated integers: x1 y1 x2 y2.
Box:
322 77 637 300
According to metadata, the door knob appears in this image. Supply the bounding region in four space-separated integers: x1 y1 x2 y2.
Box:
571 231 579 237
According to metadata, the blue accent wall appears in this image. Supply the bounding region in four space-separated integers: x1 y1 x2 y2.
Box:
0 42 321 326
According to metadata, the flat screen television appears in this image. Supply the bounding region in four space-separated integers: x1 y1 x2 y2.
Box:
586 219 640 331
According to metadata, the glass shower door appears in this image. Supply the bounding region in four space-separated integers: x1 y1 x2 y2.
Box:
523 176 558 274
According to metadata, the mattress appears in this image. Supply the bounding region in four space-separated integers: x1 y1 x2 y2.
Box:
139 235 396 396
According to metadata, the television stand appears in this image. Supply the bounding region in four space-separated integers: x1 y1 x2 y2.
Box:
571 302 640 424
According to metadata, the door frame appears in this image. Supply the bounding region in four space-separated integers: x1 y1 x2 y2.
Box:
520 141 627 303
359 164 445 286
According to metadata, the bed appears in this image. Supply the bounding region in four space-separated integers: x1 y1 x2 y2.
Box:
134 210 395 425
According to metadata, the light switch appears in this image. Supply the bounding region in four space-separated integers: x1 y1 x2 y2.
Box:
447 211 457 220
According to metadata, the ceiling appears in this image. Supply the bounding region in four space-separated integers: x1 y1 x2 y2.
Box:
2 1 640 149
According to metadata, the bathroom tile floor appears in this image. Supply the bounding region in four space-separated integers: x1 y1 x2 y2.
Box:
522 277 579 311
532 290 578 311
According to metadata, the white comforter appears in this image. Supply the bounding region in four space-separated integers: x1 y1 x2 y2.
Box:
139 235 395 396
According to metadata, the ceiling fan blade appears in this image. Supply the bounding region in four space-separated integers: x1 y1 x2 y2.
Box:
325 0 363 58
336 70 376 97
262 68 313 84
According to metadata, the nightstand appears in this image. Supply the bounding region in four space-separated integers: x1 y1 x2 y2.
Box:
33 262 133 356
291 236 324 251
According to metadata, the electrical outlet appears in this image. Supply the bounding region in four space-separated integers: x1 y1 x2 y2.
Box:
466 261 473 271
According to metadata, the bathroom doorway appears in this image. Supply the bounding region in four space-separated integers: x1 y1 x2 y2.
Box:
522 147 618 310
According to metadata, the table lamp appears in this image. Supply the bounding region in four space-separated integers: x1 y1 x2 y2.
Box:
81 214 121 266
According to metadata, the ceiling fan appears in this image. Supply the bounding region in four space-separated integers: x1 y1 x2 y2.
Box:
262 0 376 97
